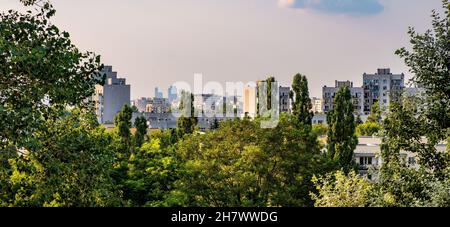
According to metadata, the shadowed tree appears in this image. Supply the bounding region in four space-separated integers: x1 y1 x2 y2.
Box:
134 116 148 147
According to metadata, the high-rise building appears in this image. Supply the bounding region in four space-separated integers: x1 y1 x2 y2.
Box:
322 80 364 115
279 86 291 113
154 87 163 99
168 85 178 103
363 68 405 114
93 66 131 124
243 85 257 118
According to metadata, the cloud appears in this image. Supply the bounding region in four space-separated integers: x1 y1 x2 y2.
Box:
278 0 384 15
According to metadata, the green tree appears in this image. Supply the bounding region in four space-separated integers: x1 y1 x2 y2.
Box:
114 105 133 146
356 122 381 137
383 0 450 173
177 91 198 137
367 101 382 123
122 139 180 207
174 114 333 207
1 109 122 207
326 86 358 172
311 171 374 207
394 0 449 171
0 0 104 149
290 74 313 126
312 124 328 137
134 116 148 147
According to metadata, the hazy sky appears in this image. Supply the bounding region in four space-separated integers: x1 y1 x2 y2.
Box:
1 0 444 99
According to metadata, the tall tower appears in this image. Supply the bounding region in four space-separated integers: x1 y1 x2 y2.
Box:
93 66 131 124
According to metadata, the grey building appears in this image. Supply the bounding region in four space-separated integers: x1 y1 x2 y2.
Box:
133 97 153 113
322 80 364 115
279 86 291 113
154 87 164 99
193 94 226 117
168 85 178 103
146 98 171 114
363 68 405 115
93 66 130 124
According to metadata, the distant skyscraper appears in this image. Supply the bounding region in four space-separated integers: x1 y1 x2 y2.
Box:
93 66 131 124
155 87 163 99
168 85 178 103
363 68 405 114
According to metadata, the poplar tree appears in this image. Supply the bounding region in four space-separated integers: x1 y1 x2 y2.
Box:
177 91 197 137
290 74 313 126
326 86 358 172
134 116 148 147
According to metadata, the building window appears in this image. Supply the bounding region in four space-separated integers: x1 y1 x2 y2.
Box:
359 157 373 165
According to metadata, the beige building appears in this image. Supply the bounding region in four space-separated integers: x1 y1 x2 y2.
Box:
311 97 323 114
243 85 257 118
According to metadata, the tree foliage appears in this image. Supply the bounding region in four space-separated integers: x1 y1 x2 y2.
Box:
177 91 198 137
174 115 334 207
1 109 121 207
356 122 381 137
367 101 382 123
0 0 104 148
290 74 313 126
134 116 148 147
311 171 374 207
326 86 358 172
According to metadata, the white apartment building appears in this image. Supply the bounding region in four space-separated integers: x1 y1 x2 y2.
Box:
354 137 447 181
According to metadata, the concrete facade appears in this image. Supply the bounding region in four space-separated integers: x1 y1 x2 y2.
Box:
94 66 130 124
363 68 405 115
322 80 364 115
279 86 291 114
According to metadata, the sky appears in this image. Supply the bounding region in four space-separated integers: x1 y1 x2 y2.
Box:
1 0 444 99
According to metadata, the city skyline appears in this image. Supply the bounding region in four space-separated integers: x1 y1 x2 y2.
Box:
1 0 444 99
